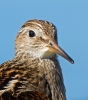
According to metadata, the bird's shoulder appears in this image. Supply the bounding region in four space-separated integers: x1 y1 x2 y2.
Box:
0 60 51 100
0 60 14 78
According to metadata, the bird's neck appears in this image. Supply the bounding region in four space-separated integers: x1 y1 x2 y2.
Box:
38 58 66 100
14 54 66 100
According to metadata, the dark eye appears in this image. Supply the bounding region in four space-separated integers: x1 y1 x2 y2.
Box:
29 30 35 37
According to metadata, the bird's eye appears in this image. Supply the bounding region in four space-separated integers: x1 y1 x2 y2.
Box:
29 30 35 37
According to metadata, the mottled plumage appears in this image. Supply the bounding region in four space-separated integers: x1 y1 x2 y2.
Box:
0 19 74 100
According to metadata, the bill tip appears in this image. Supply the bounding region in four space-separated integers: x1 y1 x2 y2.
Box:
71 60 74 64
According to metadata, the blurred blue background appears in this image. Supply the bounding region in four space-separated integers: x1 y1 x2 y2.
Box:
0 0 88 100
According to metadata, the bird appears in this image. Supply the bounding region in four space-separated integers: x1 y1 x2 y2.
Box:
0 19 74 100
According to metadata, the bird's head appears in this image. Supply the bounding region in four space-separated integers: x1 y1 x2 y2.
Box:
15 19 74 64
